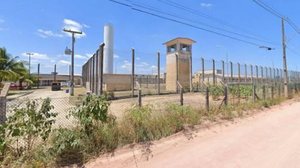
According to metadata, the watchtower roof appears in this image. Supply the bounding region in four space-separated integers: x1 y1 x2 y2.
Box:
163 37 196 46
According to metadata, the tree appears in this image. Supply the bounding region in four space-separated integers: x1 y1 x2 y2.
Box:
0 48 32 89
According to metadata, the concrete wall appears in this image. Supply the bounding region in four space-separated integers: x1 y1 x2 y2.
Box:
103 74 131 91
166 52 191 92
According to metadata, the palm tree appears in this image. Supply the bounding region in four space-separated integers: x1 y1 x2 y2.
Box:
0 48 32 89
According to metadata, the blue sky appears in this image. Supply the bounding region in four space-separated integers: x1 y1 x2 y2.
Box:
0 0 300 75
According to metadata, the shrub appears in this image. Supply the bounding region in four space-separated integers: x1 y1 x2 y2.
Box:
6 98 56 157
49 128 85 166
70 95 110 136
67 95 119 156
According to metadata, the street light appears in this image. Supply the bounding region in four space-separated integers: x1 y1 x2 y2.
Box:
259 46 275 51
26 52 34 75
259 46 276 68
63 28 82 96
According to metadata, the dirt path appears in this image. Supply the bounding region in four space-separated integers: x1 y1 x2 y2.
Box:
86 99 300 168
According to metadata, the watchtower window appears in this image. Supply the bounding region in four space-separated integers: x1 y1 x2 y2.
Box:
167 44 177 53
180 44 191 52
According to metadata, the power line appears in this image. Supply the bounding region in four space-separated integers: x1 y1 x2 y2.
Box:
253 0 300 34
110 0 268 47
128 0 277 45
158 0 277 44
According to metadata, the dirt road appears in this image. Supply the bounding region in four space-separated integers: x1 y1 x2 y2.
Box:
87 100 300 168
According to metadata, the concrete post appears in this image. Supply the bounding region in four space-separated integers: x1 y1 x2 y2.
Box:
201 58 205 83
0 97 6 124
222 60 225 83
99 43 105 95
157 52 161 95
212 59 216 85
132 48 135 97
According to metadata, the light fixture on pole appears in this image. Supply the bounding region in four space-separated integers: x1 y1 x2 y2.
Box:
26 52 34 75
63 28 82 96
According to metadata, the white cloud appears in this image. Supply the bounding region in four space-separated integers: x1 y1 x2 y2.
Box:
36 19 88 39
58 60 71 65
114 54 119 59
63 19 86 38
37 29 64 38
200 3 212 8
83 24 90 28
22 52 49 60
75 54 89 59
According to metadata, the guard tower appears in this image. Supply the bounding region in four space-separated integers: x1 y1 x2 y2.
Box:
164 37 195 92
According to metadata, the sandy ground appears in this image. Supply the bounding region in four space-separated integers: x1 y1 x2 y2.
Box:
86 99 300 168
6 87 76 128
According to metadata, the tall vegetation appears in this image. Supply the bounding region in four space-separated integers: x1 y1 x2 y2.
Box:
0 47 33 89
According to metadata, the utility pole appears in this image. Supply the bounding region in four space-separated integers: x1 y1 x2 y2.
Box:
63 28 82 96
26 52 34 75
281 18 289 98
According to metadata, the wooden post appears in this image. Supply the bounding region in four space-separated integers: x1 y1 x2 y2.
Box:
132 48 135 97
206 86 209 111
138 89 142 107
99 43 105 95
224 84 228 106
157 52 160 95
180 87 183 106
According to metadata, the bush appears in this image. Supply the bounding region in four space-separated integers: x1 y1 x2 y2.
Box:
6 98 56 156
59 94 119 159
0 98 57 166
49 128 85 166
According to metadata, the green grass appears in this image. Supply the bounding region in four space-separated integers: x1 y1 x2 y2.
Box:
0 95 287 167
